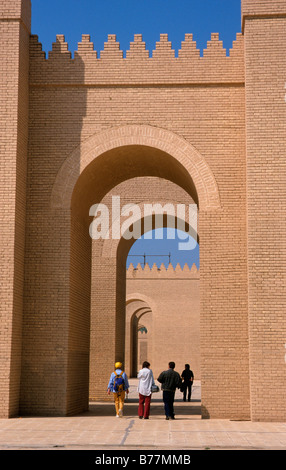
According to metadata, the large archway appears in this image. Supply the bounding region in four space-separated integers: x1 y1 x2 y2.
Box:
47 123 251 420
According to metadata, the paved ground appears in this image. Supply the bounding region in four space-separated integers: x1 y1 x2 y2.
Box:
0 381 285 451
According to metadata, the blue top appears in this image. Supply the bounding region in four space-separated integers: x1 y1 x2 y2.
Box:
108 369 130 393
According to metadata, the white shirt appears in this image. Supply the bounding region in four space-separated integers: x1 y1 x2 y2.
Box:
137 368 155 396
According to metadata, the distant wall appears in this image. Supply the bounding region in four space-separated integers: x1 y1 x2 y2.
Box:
126 263 200 380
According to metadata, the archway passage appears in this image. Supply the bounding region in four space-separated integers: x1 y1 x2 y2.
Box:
49 126 249 421
51 125 219 415
89 181 199 404
21 124 251 421
124 247 202 420
125 227 200 383
125 298 153 378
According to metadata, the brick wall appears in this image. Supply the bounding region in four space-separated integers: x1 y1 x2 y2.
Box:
126 264 200 381
0 0 30 418
0 0 284 421
243 0 286 422
242 0 286 18
23 25 249 419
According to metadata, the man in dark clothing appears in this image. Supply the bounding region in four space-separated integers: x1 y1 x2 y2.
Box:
181 364 194 402
157 362 181 420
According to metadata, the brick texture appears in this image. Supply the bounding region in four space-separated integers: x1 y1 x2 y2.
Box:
0 0 285 421
0 0 30 418
243 4 286 421
126 263 200 381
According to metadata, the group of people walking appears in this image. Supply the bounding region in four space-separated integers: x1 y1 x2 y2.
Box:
107 361 194 420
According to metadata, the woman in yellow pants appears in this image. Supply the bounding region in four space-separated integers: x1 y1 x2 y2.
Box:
107 362 129 417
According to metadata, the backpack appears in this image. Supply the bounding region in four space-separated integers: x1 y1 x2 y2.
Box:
113 371 125 393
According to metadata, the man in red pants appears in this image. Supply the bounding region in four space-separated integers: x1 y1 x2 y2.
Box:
137 361 156 419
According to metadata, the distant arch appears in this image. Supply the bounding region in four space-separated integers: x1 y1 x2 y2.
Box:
126 297 153 377
126 293 157 314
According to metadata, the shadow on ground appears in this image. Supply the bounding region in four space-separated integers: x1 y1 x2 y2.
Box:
84 399 202 418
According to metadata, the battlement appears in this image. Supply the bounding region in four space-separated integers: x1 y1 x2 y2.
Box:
29 32 245 85
126 263 199 279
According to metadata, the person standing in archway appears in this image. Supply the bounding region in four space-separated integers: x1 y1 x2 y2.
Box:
181 364 194 402
107 362 129 418
137 361 156 419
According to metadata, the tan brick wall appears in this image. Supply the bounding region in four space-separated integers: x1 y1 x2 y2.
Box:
242 0 286 17
126 264 200 381
243 3 286 421
23 26 249 419
0 0 284 421
0 0 30 418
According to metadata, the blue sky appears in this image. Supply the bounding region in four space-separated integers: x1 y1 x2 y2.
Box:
32 0 242 57
31 1 241 268
127 229 200 270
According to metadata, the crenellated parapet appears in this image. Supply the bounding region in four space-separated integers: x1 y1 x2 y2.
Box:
126 263 199 279
29 32 245 85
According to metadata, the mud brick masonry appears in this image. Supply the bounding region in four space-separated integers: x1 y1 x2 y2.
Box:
125 263 200 383
0 0 285 421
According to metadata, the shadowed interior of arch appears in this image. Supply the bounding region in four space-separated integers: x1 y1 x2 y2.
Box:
71 144 199 220
67 143 201 414
126 300 152 378
117 220 201 415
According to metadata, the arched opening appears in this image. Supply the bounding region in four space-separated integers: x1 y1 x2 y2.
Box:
117 212 198 363
117 219 201 418
125 299 153 378
50 125 221 416
89 206 198 399
126 227 200 382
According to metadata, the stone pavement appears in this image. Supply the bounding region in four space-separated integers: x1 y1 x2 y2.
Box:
0 381 285 451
